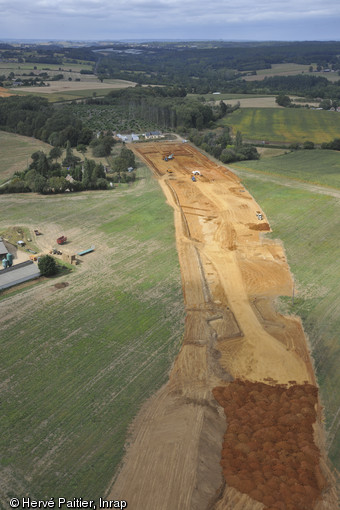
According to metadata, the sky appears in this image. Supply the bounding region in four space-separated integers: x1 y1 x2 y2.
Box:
0 0 340 41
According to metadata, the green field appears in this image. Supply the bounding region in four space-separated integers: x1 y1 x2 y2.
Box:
233 149 340 189
231 164 340 470
0 165 185 502
0 61 93 73
220 107 340 144
10 84 135 103
0 131 52 184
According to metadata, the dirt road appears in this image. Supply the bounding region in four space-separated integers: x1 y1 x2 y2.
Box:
108 143 338 509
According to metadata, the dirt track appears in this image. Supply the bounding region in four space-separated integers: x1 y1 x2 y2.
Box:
108 143 338 509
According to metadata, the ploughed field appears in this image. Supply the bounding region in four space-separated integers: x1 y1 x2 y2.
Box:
110 142 338 509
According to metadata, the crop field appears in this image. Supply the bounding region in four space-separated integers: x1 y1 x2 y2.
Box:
10 79 136 103
230 166 340 469
233 149 340 189
242 63 312 81
0 164 185 503
221 107 340 144
0 62 94 73
242 62 340 83
0 130 52 184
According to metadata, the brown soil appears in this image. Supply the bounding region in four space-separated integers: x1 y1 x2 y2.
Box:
107 142 338 509
53 282 69 289
213 380 325 510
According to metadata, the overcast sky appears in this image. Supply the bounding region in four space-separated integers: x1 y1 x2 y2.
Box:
0 0 340 41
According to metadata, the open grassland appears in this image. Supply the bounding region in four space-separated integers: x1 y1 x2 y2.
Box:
0 131 52 184
0 62 94 73
10 80 136 103
0 165 185 503
242 62 340 83
231 167 340 470
242 63 312 81
233 149 340 189
221 107 340 144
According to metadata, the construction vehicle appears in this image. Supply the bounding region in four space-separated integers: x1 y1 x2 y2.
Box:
192 176 196 182
167 168 173 174
34 229 42 236
164 154 174 161
256 212 263 220
57 236 67 245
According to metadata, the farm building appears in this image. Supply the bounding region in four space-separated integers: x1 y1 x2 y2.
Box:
0 238 9 258
116 133 139 143
0 260 40 290
144 131 163 140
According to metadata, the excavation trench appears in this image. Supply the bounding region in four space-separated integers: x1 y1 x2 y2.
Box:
107 142 338 509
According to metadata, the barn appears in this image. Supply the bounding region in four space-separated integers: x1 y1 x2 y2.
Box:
0 260 41 290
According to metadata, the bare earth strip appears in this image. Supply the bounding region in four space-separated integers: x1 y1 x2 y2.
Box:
108 143 338 509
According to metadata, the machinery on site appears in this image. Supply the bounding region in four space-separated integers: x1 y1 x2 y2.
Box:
164 154 174 161
192 176 197 182
256 212 263 220
57 236 67 245
2 253 13 269
167 168 173 173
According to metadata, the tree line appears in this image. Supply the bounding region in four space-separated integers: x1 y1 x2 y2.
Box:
0 96 92 146
188 127 259 164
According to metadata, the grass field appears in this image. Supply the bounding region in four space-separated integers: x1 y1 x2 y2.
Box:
230 164 340 470
220 107 340 144
242 63 340 83
0 131 52 184
0 62 93 73
233 149 340 189
0 164 185 503
10 80 136 103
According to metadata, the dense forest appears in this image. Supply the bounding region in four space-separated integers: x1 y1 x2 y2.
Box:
0 96 92 146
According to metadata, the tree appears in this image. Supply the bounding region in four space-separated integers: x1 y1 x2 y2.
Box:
25 169 47 193
219 100 227 118
276 95 292 107
48 176 68 193
49 146 62 161
38 255 58 276
76 144 87 156
62 141 81 169
235 131 243 151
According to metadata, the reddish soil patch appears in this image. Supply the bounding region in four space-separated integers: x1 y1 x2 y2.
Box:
213 380 326 510
248 222 271 231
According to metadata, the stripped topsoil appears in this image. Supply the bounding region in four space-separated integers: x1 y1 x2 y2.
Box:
107 142 338 509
